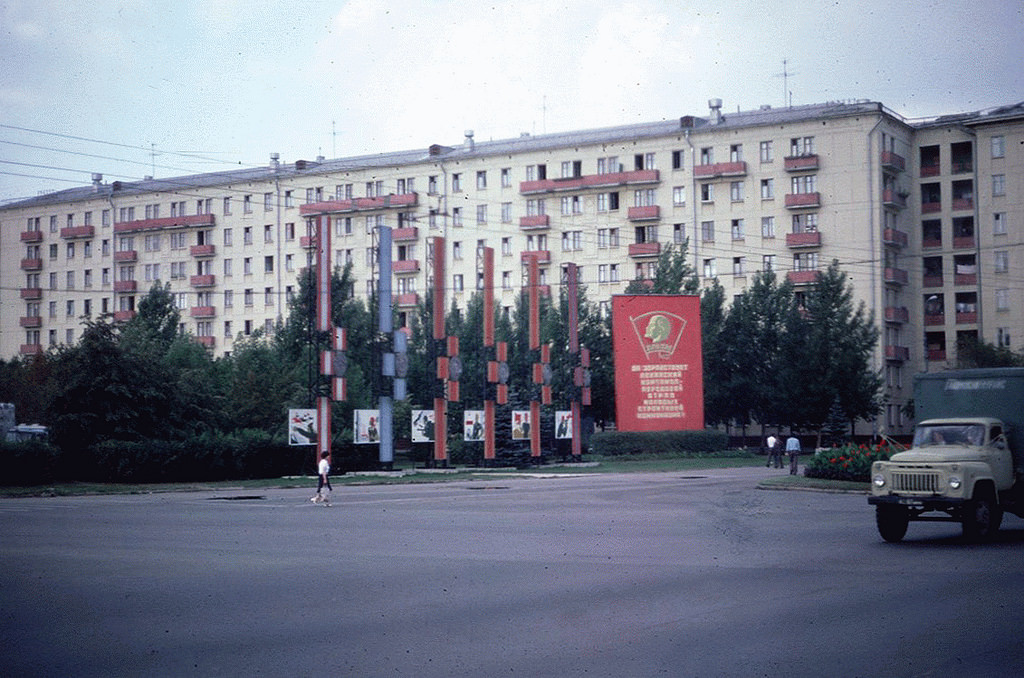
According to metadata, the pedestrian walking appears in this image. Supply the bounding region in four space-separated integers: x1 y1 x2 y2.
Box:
766 434 782 468
311 451 332 506
786 434 802 475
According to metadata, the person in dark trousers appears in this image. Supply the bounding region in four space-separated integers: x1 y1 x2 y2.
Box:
766 434 782 468
312 451 332 506
786 434 802 475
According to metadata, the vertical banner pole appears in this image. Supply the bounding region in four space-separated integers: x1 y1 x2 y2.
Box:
315 214 333 466
378 226 394 468
432 237 447 466
528 257 541 461
567 263 582 458
482 247 496 462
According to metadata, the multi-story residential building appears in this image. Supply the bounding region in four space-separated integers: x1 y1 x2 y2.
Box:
2 99 1022 436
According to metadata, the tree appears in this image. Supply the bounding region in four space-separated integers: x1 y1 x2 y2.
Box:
120 282 181 356
623 241 700 295
700 279 730 427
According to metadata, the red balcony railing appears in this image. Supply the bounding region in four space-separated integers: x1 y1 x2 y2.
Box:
954 273 977 286
922 275 943 288
20 258 43 271
927 349 947 361
921 201 941 214
519 169 659 195
395 293 420 306
628 242 661 257
190 306 216 318
787 270 820 285
114 213 215 234
300 235 318 249
20 230 43 243
392 259 420 274
924 313 945 326
20 344 43 356
60 226 95 239
920 164 940 178
190 244 216 257
19 316 42 328
519 215 550 230
884 306 909 323
113 280 138 292
884 268 908 285
951 198 973 211
195 336 216 348
784 192 820 209
299 193 418 216
956 312 978 324
881 151 906 172
693 161 747 178
114 250 138 263
784 155 819 171
953 236 975 249
882 189 907 209
392 227 418 241
521 250 551 264
885 346 910 361
114 310 136 322
627 205 660 221
20 288 43 300
785 231 822 248
882 228 908 247
190 274 216 287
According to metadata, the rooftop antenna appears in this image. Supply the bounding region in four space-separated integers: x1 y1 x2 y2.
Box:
774 59 797 107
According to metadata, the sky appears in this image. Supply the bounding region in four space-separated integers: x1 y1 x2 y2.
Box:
1 0 1022 204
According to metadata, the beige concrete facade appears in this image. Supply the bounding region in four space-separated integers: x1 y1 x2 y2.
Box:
3 100 1022 436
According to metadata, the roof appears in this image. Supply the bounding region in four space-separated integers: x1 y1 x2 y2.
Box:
1 99 896 212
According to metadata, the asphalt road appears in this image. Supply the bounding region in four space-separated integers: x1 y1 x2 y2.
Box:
2 467 1023 677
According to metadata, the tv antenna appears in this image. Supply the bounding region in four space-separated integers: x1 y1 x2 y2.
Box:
774 59 796 107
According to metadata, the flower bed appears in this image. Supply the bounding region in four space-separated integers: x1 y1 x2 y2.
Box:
804 442 901 482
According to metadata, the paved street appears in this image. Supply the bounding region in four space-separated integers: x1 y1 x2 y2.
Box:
2 467 1023 677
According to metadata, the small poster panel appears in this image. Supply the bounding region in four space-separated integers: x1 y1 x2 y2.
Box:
288 409 317 446
464 410 484 441
555 410 572 439
354 409 381 444
511 410 532 440
412 409 435 442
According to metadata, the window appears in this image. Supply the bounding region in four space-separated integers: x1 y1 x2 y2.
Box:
673 223 686 244
701 221 714 242
791 175 817 194
700 147 713 164
224 258 233 276
700 184 713 202
501 168 511 188
991 135 1005 158
760 140 774 163
792 213 818 233
265 287 274 306
994 251 1009 274
476 170 487 189
597 156 619 174
703 258 716 278
790 136 815 156
671 150 684 170
730 181 744 202
731 219 745 240
672 186 686 206
264 256 274 273
761 216 776 238
793 252 819 271
998 328 1012 348
476 204 487 224
730 144 743 162
264 225 273 243
598 264 608 283
732 257 745 276
453 274 464 292
264 192 273 211
561 231 582 251
501 202 512 223
760 178 774 199
223 197 232 215
244 289 254 307
453 241 462 260
634 189 656 207
452 207 462 227
244 257 253 275
993 174 1005 197
995 288 1009 311
994 212 1006 235
501 237 512 256
763 254 776 271
452 173 463 192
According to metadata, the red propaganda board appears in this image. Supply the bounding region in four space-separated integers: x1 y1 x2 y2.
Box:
612 295 704 432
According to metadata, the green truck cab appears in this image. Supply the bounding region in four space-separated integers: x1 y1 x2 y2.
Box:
868 368 1024 542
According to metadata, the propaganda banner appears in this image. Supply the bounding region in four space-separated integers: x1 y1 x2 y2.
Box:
612 295 703 432
288 409 317 446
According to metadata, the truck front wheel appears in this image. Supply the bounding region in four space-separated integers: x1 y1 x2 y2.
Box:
962 490 1002 542
876 505 909 543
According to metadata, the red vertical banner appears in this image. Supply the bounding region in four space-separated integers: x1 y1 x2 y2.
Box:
482 247 496 462
612 295 703 432
432 237 447 465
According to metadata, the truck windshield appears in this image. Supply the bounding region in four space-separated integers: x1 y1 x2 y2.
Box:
913 424 985 447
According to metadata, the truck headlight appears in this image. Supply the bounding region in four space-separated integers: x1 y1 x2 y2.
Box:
873 474 886 488
948 476 962 490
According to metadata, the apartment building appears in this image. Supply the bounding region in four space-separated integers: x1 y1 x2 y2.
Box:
3 99 1022 435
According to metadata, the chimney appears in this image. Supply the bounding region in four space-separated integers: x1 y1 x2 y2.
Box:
708 98 723 124
270 152 280 170
464 129 475 151
91 173 103 192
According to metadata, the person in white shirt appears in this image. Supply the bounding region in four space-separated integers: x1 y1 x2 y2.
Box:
312 451 332 505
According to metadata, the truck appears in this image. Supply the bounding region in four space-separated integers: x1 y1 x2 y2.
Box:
868 367 1024 542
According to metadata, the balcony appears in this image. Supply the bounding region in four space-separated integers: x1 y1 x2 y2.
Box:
927 349 947 361
953 236 975 249
19 316 42 328
60 225 95 239
392 259 420 274
518 169 659 195
190 306 216 318
881 151 906 172
114 250 138 263
884 267 908 285
395 293 420 307
300 235 318 249
885 307 909 324
521 250 551 265
882 228 908 248
190 274 216 287
114 213 215 234
20 344 43 356
298 192 419 216
921 201 941 214
195 336 216 349
519 215 550 230
20 258 43 271
20 288 43 300
954 273 977 286
920 164 940 178
885 345 910 362
190 244 216 257
113 280 138 292
951 198 973 211
392 227 418 241
787 270 820 285
784 155 819 172
627 205 660 221
20 230 43 243
923 275 943 288
922 238 941 249
924 313 945 326
628 242 661 258
956 311 978 324
882 189 907 209
785 192 820 209
693 161 747 179
114 310 136 322
785 231 822 248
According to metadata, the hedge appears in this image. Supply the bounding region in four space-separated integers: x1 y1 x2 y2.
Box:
590 429 729 456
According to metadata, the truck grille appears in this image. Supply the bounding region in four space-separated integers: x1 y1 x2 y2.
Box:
891 472 940 493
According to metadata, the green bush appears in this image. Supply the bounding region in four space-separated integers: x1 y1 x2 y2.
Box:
0 439 61 485
590 429 729 456
803 442 899 482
